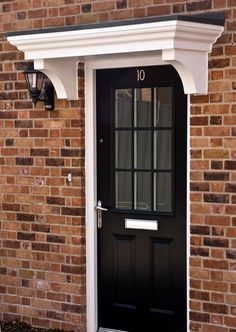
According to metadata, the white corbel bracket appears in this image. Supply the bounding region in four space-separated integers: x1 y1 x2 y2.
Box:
34 57 78 100
162 49 208 94
7 16 224 97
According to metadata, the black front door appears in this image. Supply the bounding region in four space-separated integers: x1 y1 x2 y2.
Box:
97 66 187 332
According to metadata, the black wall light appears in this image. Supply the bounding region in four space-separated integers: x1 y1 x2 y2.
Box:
24 64 54 111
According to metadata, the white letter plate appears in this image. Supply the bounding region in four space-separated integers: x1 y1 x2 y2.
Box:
125 219 158 231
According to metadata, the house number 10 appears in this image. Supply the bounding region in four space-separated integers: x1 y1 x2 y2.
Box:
137 69 145 81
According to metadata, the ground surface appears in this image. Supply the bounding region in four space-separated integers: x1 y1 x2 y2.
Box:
0 320 69 332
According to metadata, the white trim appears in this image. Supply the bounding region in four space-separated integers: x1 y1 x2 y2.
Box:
7 19 223 98
187 95 191 331
85 62 98 332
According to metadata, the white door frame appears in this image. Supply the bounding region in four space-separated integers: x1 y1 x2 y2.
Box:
84 55 191 332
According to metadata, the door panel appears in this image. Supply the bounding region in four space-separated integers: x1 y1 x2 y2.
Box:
97 66 187 332
114 234 136 305
150 238 174 310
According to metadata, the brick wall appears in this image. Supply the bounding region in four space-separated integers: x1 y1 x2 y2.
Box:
0 1 236 331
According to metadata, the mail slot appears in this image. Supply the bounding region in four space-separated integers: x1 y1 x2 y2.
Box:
125 219 158 231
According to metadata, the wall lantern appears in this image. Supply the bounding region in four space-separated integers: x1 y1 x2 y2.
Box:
24 63 54 111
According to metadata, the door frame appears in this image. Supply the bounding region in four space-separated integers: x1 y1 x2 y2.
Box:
84 55 190 332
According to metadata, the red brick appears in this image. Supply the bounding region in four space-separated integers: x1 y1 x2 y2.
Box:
129 0 152 7
44 17 65 27
209 81 230 91
60 5 80 15
208 58 230 68
191 225 210 235
224 316 236 327
204 236 228 247
190 311 210 323
203 303 228 314
228 202 236 215
203 259 228 270
190 267 210 280
226 228 236 237
28 9 47 18
204 127 230 136
186 0 211 11
202 325 227 332
190 116 208 126
225 92 236 102
203 281 228 292
204 194 229 204
224 115 236 125
93 1 114 12
82 3 92 12
204 104 229 115
191 150 201 160
226 294 236 305
210 138 223 147
210 92 222 103
204 149 229 159
204 172 229 181
225 45 236 55
210 116 222 125
191 247 209 257
191 160 209 170
190 290 209 301
190 182 209 191
147 5 170 16
211 271 223 283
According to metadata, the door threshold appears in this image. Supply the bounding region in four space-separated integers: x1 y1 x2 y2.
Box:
98 328 127 332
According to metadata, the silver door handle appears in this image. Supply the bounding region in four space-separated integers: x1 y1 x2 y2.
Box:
96 200 108 229
96 200 108 211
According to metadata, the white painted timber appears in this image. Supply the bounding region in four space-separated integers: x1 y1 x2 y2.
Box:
7 19 223 97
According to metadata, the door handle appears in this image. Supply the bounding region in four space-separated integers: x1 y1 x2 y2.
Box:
96 200 108 211
96 200 108 229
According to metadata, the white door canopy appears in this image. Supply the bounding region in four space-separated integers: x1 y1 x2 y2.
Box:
7 13 224 99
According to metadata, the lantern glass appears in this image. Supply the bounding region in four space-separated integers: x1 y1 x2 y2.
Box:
24 63 54 111
24 64 45 105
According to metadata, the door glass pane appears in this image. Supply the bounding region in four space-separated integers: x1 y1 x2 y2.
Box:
154 130 172 170
115 89 132 127
116 172 132 209
154 87 172 127
155 172 172 212
134 130 152 169
116 131 131 169
114 86 174 213
134 88 152 127
134 172 151 211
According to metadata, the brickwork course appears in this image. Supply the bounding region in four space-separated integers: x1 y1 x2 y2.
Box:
0 0 236 331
